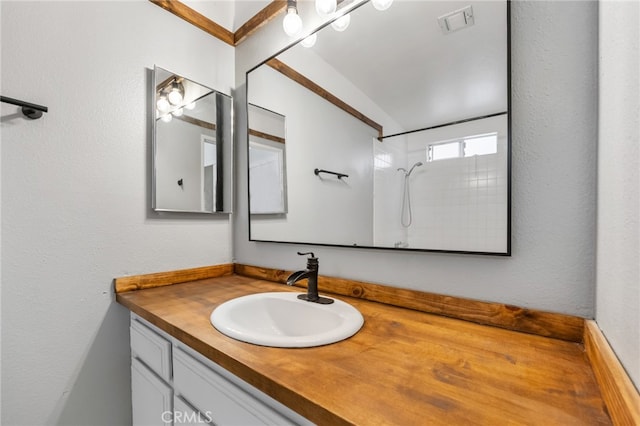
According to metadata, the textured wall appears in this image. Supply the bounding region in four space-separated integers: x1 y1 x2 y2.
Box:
1 2 234 424
248 65 376 245
596 0 640 388
235 1 599 317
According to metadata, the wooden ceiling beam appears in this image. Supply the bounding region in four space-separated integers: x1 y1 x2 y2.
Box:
266 58 384 139
234 0 287 45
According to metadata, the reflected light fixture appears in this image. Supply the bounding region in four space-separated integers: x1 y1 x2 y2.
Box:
283 0 302 37
156 96 170 112
167 80 184 105
156 76 190 122
331 14 351 31
315 0 337 16
301 33 317 48
371 0 393 11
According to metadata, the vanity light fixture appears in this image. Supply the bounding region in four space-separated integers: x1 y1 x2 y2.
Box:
331 13 350 31
315 0 337 16
283 0 303 37
156 76 190 121
156 96 170 112
371 0 393 11
167 80 184 105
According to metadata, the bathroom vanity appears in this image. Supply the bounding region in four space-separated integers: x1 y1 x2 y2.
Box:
130 313 310 425
116 268 613 425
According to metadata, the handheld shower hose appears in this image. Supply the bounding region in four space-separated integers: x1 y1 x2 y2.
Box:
397 162 423 227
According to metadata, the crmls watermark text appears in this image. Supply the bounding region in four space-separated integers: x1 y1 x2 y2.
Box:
161 410 214 424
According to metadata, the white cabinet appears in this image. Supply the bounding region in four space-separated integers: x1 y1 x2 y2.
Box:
129 313 313 426
130 319 172 381
131 358 173 426
173 396 213 426
130 317 173 426
173 347 301 425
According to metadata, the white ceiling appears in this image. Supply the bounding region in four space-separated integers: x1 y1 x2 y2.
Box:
182 0 271 32
284 0 508 132
181 0 508 133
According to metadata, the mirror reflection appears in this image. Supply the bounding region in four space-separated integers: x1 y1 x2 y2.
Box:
153 66 233 213
248 104 287 214
247 0 509 253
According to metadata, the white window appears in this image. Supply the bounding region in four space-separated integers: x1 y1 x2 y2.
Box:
464 134 498 156
430 141 461 161
427 132 497 162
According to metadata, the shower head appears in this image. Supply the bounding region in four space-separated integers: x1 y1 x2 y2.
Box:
407 162 423 175
397 162 423 176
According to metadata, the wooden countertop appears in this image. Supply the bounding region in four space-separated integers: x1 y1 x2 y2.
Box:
117 275 611 425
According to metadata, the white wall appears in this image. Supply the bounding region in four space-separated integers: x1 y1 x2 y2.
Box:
596 0 639 388
156 119 215 211
1 2 234 425
248 65 377 245
235 1 598 317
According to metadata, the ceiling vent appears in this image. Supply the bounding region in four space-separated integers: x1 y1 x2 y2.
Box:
438 5 474 34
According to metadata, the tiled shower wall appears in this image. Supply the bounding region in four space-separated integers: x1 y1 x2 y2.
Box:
376 114 508 252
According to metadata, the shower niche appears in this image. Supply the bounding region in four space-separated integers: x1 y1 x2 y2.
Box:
247 0 510 254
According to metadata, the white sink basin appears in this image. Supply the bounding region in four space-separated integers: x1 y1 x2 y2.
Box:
210 292 364 348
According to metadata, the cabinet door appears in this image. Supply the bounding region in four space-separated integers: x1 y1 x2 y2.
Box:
173 396 214 426
132 358 173 426
173 348 299 426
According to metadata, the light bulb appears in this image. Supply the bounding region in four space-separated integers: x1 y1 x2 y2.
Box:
371 0 393 11
301 33 317 48
283 8 302 36
331 14 351 32
156 97 170 112
168 88 183 105
185 102 196 110
173 108 183 117
161 113 172 123
315 0 336 16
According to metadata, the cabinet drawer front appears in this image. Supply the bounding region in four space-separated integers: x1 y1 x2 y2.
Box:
132 358 173 426
131 318 172 381
173 348 298 426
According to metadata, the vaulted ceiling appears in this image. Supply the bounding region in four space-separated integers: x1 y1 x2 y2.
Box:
183 0 273 32
153 0 508 133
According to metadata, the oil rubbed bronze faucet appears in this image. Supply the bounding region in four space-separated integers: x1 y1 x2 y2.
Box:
287 252 334 304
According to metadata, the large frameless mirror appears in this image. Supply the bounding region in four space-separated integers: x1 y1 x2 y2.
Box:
153 66 233 213
247 0 510 254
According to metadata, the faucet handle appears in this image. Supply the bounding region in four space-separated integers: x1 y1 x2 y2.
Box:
297 251 318 269
297 251 316 258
